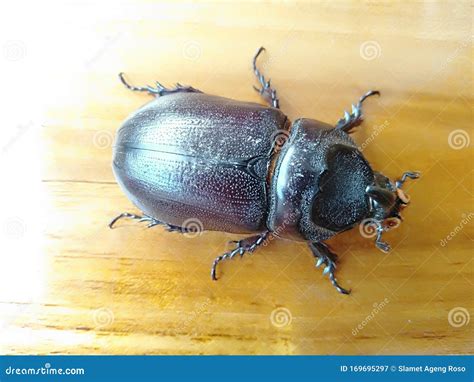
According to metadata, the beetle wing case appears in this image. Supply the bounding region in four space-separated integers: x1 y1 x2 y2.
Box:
112 92 288 233
267 119 374 242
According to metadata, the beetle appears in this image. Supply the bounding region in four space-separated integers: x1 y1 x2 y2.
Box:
109 47 419 294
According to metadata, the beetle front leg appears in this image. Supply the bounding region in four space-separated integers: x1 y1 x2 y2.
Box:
309 242 351 295
335 90 380 133
211 231 269 280
119 73 202 97
252 47 280 109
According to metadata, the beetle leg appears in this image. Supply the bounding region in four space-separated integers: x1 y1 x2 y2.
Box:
211 231 269 280
109 212 151 228
309 242 351 295
374 227 391 253
109 212 183 232
119 73 202 97
335 90 380 133
252 47 280 109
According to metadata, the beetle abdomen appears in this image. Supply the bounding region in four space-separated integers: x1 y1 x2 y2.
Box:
113 93 288 233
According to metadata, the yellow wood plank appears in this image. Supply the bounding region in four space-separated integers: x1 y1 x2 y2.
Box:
0 0 472 354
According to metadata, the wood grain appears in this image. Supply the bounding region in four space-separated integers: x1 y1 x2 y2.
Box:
0 0 472 354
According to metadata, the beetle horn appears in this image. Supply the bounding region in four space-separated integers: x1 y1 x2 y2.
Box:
365 185 396 208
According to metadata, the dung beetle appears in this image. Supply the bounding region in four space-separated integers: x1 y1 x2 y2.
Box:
110 47 420 294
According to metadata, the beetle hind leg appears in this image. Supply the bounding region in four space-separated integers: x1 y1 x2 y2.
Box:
335 90 380 133
119 72 202 97
309 242 351 295
211 231 269 280
109 212 183 232
252 47 280 109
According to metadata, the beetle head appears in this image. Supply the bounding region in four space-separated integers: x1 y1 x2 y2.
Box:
364 171 420 252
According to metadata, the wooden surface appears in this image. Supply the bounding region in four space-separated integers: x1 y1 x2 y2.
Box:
0 1 472 355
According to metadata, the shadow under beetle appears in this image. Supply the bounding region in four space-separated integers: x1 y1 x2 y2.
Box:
110 47 420 294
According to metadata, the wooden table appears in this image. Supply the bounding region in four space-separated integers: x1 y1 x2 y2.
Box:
1 1 472 354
